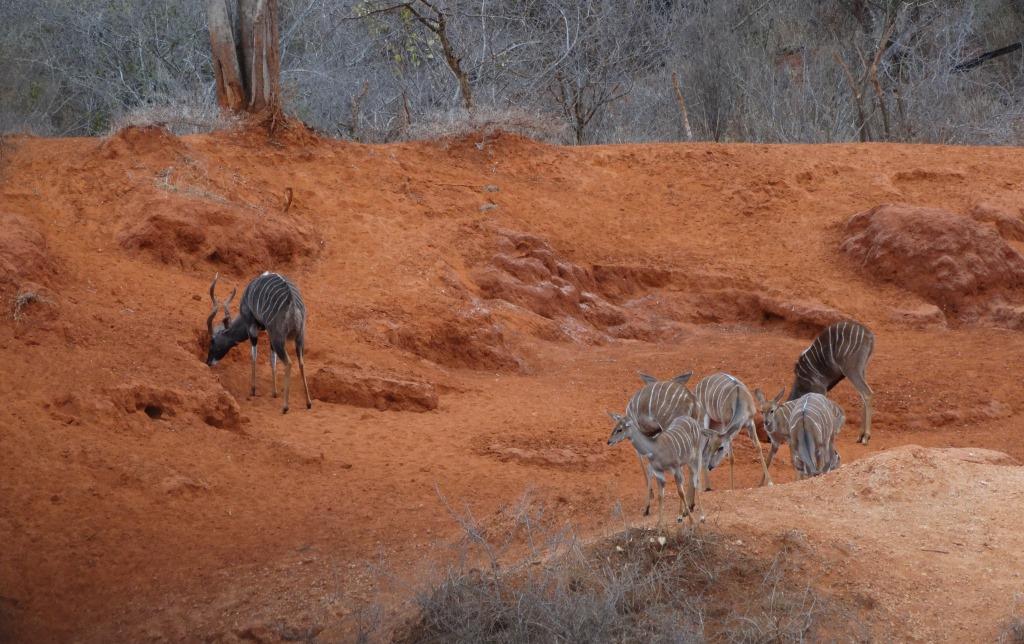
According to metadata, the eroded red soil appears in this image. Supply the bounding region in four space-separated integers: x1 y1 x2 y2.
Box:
2 126 1024 641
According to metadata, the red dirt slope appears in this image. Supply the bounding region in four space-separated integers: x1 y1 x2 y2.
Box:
2 125 1024 641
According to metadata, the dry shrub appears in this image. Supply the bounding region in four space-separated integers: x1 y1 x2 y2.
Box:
110 100 232 136
1000 596 1024 644
395 497 865 643
407 106 569 144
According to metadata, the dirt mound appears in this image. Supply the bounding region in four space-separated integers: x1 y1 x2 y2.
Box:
384 305 525 372
465 227 688 344
108 382 242 430
788 445 1018 505
312 364 438 412
840 204 1024 322
118 199 317 273
689 289 846 334
0 212 57 294
969 203 1024 241
95 125 188 160
470 229 622 325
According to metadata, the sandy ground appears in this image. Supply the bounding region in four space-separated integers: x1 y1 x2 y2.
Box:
2 125 1024 641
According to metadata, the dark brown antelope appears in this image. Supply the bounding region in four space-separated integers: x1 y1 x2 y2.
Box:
791 320 875 444
607 372 702 516
608 413 710 530
206 271 312 414
694 372 773 488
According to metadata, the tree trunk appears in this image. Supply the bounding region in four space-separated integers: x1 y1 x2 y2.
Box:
207 0 281 114
207 0 245 112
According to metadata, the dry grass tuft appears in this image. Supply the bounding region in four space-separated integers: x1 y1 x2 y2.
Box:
11 289 52 320
408 106 569 145
999 597 1024 643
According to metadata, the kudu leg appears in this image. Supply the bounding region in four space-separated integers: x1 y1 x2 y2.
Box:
748 421 773 486
762 441 779 486
638 453 653 516
673 468 688 523
272 338 291 414
249 339 258 397
297 345 312 409
689 462 703 527
847 370 874 444
655 475 666 532
270 351 278 398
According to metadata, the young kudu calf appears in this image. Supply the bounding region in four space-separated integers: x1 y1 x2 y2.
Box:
608 413 711 531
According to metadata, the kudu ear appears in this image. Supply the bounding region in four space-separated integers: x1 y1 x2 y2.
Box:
638 372 658 385
607 411 624 422
773 387 785 404
671 371 693 385
754 388 766 405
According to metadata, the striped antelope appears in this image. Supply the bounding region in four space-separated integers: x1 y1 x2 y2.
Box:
694 372 773 488
607 413 710 530
753 387 792 482
784 393 843 479
791 320 875 444
206 271 312 414
607 372 702 516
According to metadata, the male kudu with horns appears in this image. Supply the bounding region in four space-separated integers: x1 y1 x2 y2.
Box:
206 271 312 414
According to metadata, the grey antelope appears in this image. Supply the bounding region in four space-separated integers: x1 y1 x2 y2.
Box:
206 272 312 414
608 372 702 516
753 387 793 483
694 372 773 488
759 392 843 479
608 414 710 530
791 320 875 444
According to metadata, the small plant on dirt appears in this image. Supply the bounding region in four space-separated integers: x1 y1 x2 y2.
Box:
11 288 52 320
394 493 865 643
999 595 1024 643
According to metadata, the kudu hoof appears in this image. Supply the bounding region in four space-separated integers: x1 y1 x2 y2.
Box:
281 406 289 414
306 401 312 409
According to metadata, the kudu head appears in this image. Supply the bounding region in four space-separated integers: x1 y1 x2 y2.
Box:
754 386 786 439
606 411 633 446
701 424 733 471
205 272 237 366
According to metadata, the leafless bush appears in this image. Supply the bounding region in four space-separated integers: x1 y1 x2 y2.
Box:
394 493 864 643
2 0 1022 144
408 106 569 143
108 95 230 136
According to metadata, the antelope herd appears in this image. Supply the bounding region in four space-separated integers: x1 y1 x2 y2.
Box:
607 319 875 530
201 271 875 531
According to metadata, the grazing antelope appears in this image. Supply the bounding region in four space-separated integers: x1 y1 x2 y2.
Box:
791 320 875 444
206 271 312 414
756 390 843 479
607 372 702 516
608 413 711 530
786 393 843 479
694 372 773 488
